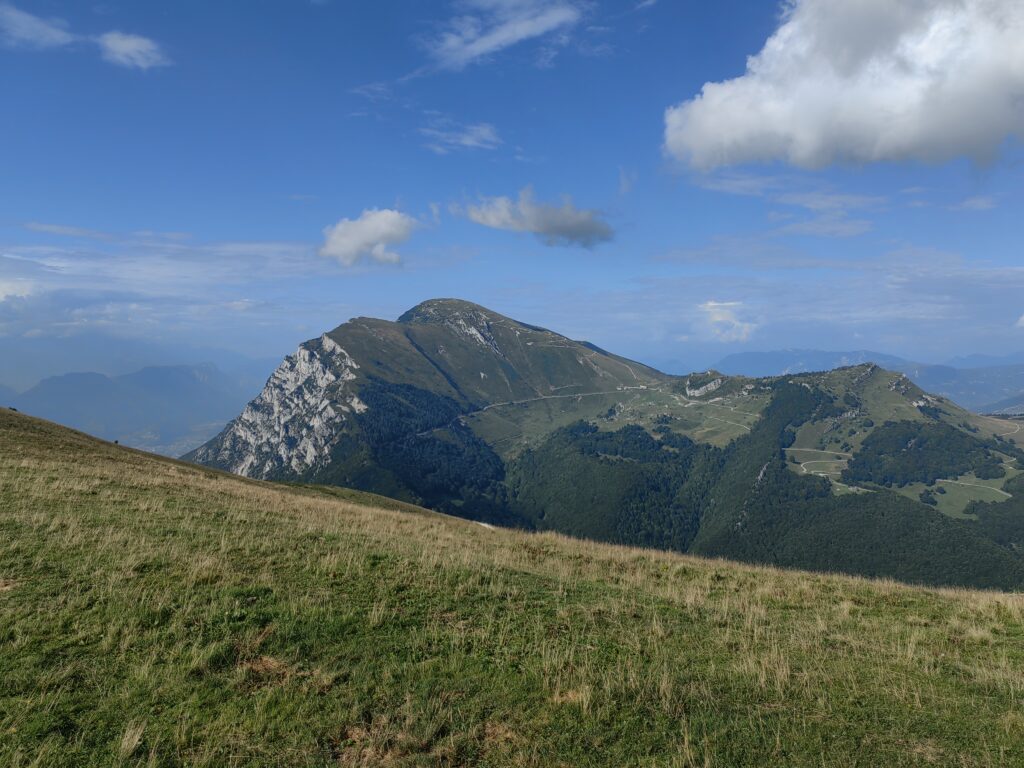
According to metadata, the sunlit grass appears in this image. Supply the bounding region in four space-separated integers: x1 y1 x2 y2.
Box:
1 410 1022 766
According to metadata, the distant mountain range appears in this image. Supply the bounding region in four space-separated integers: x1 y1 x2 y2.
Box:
713 350 909 377
0 332 280 393
186 299 1024 589
5 364 260 456
715 349 1024 413
985 393 1024 416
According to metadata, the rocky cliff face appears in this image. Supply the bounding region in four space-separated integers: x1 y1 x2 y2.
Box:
186 334 364 478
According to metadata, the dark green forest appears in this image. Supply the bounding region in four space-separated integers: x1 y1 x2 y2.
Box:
307 380 1024 590
843 420 1005 486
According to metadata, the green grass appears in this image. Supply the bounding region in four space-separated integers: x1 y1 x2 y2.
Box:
890 466 1020 519
2 410 1024 766
785 446 1022 515
466 386 769 461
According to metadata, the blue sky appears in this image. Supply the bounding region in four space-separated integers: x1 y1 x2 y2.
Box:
2 0 1023 388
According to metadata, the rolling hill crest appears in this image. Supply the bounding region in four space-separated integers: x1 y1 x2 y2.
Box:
186 299 1024 588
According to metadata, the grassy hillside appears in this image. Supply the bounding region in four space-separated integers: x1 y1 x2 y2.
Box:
2 410 1024 766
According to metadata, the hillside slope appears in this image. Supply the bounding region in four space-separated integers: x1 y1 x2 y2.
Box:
3 409 1024 766
187 300 1024 589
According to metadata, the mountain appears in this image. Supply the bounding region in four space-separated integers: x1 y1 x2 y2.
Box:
718 349 1024 412
0 332 279 393
985 392 1024 416
14 363 256 456
188 299 1024 589
6 408 1023 765
946 351 1024 369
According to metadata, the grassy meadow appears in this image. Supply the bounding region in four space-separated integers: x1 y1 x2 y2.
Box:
1 409 1023 766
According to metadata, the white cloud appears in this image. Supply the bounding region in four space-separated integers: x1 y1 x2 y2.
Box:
665 0 1024 169
0 278 33 301
420 120 502 154
463 186 613 248
318 209 418 267
699 301 757 342
0 3 74 48
96 31 169 69
0 4 168 69
426 0 582 70
1016 315 1024 329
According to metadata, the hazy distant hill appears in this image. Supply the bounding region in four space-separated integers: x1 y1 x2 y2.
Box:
717 349 1024 412
188 299 1024 589
903 363 1024 412
0 332 279 393
13 364 256 456
715 349 911 377
946 352 1024 369
986 392 1024 416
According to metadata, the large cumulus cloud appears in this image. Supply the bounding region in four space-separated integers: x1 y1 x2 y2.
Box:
665 0 1024 169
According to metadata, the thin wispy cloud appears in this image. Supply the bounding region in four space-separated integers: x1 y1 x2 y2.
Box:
350 81 392 102
699 174 883 238
0 244 319 353
665 0 1024 169
0 3 73 47
461 186 613 248
22 222 190 245
952 196 997 212
97 31 169 69
775 191 881 236
778 213 872 238
24 222 115 240
774 192 883 213
425 0 583 71
0 3 169 69
420 118 502 154
618 167 637 196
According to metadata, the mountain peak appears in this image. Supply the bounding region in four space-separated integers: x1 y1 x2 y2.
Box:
397 298 496 325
